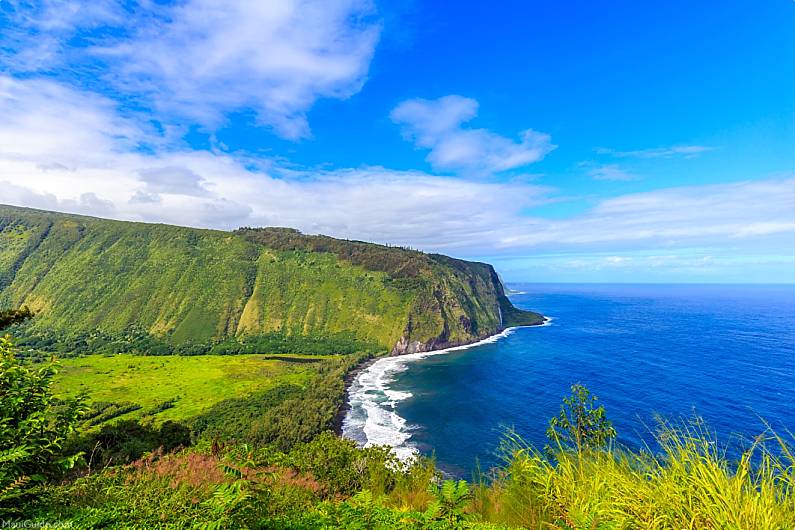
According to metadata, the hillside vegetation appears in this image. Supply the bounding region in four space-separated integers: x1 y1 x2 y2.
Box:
0 205 542 355
1 275 791 527
10 342 791 529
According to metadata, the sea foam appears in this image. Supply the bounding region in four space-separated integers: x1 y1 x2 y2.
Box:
341 319 551 460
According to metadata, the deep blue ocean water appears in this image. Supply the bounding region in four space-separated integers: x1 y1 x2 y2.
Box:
343 284 795 477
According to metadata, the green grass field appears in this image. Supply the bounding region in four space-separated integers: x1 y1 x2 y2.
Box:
53 353 331 424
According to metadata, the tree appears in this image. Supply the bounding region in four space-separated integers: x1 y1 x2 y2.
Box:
0 335 85 513
0 306 33 330
546 383 616 453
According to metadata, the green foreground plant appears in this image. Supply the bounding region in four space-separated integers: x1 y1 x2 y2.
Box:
481 419 795 529
0 336 85 514
546 383 616 454
3 340 793 529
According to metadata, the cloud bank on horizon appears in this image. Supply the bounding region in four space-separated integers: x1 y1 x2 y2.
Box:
1 0 794 282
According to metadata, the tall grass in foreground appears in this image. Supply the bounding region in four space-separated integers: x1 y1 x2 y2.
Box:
474 421 795 529
21 372 795 529
31 422 795 528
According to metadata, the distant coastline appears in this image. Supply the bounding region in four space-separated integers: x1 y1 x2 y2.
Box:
363 284 795 476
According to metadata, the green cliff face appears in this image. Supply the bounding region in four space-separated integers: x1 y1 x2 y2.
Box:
0 205 543 353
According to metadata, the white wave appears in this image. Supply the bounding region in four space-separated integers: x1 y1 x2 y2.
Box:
342 319 553 460
385 389 413 401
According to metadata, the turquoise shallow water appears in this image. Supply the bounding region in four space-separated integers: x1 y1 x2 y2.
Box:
343 284 795 477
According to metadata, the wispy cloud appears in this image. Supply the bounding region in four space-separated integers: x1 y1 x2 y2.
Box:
0 75 147 164
390 95 556 175
488 250 795 283
0 0 381 140
2 76 794 260
595 145 714 159
0 0 123 72
510 178 795 250
527 253 719 272
580 162 638 181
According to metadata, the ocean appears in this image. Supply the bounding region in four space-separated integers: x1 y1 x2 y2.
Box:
342 284 795 477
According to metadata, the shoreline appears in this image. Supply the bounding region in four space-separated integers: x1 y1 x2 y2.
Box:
337 317 552 454
332 356 377 436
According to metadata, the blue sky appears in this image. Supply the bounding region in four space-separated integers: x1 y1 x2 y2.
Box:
1 0 794 282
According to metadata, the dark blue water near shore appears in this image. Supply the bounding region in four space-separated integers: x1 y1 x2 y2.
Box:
391 284 795 477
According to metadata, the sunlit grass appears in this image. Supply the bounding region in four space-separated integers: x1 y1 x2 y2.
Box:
476 421 795 529
53 353 326 424
31 418 795 528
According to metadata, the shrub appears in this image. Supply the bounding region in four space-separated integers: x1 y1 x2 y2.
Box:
0 335 85 514
546 383 616 453
287 432 402 497
0 307 33 329
70 419 191 471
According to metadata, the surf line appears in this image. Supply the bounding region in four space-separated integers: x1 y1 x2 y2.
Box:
341 318 552 461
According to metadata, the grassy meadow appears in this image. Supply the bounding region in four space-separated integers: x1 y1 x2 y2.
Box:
52 353 327 425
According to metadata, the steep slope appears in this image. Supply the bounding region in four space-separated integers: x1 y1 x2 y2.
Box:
0 205 543 353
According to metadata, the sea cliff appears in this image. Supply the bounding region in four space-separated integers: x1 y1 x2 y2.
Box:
0 204 543 352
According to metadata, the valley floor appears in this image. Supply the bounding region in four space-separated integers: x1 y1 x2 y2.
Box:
54 353 328 425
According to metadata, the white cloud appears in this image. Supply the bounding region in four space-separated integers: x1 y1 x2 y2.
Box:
138 166 211 197
103 0 380 139
0 76 145 165
1 76 794 261
62 192 117 216
0 0 123 72
0 77 551 241
129 191 161 205
734 222 795 237
499 178 795 251
539 253 717 272
1 181 116 217
596 145 714 159
390 95 556 175
489 249 795 283
581 163 638 181
1 0 380 140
